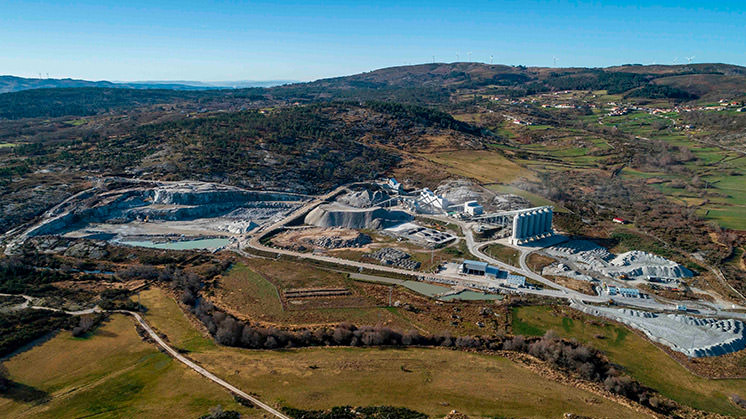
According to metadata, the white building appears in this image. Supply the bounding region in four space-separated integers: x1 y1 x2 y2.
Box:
464 200 483 216
419 188 449 211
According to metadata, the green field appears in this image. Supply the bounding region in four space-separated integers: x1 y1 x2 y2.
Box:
482 243 520 265
512 305 746 416
0 315 252 418
421 150 536 184
136 288 640 418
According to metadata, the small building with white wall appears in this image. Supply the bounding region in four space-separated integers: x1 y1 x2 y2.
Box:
464 201 484 216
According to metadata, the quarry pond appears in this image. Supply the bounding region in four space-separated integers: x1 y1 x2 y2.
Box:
117 237 231 250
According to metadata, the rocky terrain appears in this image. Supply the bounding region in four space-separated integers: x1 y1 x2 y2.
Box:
364 247 421 270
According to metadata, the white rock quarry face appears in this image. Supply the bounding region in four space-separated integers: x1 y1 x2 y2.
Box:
572 303 746 357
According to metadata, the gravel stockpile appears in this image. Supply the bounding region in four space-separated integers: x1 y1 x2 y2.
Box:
364 247 421 270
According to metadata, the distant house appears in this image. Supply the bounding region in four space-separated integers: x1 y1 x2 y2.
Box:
613 217 627 224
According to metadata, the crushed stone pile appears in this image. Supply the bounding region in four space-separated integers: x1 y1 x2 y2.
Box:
544 240 613 271
305 204 412 229
303 233 372 249
572 303 746 357
365 247 421 270
601 250 693 280
542 263 596 282
337 189 390 208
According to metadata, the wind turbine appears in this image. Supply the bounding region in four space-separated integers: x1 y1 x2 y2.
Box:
687 56 695 64
490 55 494 64
673 57 679 64
553 56 558 66
467 51 472 62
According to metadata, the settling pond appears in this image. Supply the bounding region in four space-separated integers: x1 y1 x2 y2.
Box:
118 237 231 250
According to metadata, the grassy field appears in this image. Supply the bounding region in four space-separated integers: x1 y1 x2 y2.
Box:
0 315 252 418
421 150 536 184
512 305 746 416
213 262 416 329
134 288 641 418
482 243 520 265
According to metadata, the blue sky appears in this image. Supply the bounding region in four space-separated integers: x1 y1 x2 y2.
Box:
1 0 744 81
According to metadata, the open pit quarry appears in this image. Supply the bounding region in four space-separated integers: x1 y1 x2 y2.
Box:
4 180 307 253
572 302 746 357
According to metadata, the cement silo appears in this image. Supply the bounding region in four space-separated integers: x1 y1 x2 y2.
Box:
527 211 537 238
512 213 521 240
546 208 553 233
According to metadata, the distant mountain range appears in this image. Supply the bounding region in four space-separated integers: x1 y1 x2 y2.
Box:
0 76 296 93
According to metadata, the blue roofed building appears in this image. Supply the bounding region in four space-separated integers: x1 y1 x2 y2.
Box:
462 260 488 275
506 274 526 287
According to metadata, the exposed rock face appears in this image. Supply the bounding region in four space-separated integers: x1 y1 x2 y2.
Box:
304 204 412 229
21 181 304 238
365 247 421 270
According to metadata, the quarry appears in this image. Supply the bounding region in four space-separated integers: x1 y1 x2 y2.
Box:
4 179 308 254
4 176 744 361
572 302 746 357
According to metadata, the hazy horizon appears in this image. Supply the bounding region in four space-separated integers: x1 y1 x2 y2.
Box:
2 1 745 81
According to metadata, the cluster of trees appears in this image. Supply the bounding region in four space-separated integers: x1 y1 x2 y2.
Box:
364 101 483 136
626 84 698 100
185 297 674 414
0 309 72 357
0 364 9 393
0 88 212 120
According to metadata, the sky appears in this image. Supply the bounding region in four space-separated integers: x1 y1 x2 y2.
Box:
1 0 745 82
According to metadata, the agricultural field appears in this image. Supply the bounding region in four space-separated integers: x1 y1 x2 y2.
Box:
420 150 536 184
210 261 508 335
134 287 642 418
0 315 252 418
512 305 746 416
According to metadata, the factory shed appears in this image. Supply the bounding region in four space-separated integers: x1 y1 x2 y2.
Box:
485 265 501 277
462 260 488 275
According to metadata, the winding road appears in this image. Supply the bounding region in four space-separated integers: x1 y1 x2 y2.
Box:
0 293 290 419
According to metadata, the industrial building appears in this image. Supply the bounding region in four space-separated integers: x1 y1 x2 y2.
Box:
460 260 504 278
607 285 641 298
419 188 449 211
462 260 488 275
510 207 553 245
506 274 526 288
463 200 484 216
